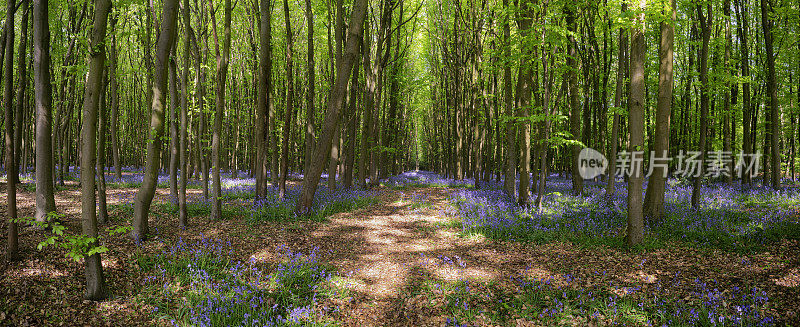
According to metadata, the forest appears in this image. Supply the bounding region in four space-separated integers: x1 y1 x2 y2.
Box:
0 0 799 324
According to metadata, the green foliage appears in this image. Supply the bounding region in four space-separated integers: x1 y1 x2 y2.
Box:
13 212 131 262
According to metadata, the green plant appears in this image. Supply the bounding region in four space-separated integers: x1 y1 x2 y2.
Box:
14 212 131 262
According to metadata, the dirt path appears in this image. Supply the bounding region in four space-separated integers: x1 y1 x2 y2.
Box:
295 187 799 326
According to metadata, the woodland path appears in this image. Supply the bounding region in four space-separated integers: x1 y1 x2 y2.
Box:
284 186 800 326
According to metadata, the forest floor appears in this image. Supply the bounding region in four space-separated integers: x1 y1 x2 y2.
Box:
0 174 799 326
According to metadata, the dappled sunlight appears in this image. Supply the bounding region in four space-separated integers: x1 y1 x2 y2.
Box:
248 248 277 263
18 267 68 278
428 266 498 282
774 268 800 287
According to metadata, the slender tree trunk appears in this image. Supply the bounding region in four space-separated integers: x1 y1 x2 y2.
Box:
295 0 367 215
536 22 553 210
501 0 515 198
643 0 674 222
131 0 180 242
358 27 374 187
109 16 121 182
327 118 340 189
33 0 56 222
723 0 733 185
168 47 179 207
278 0 294 199
96 74 109 225
11 1 29 186
761 0 780 189
515 2 533 206
254 0 272 199
626 0 646 247
566 4 583 196
342 61 359 189
178 0 189 227
80 0 111 300
4 0 19 261
209 0 232 220
606 2 627 200
734 0 753 186
691 4 711 209
304 0 316 174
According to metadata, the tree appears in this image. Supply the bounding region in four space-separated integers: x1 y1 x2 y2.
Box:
96 72 109 225
254 0 273 200
734 0 752 187
501 0 515 199
178 0 190 227
626 0 646 247
643 0 675 222
13 0 28 185
761 0 780 189
566 1 583 196
109 10 121 182
515 0 534 206
295 0 368 215
606 2 627 200
131 0 181 242
278 0 295 199
304 0 316 175
4 0 19 261
79 0 111 300
33 0 56 222
690 3 711 209
209 0 233 220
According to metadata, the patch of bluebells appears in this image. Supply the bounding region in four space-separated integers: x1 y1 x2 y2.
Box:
430 270 775 326
382 171 474 189
138 236 337 326
250 184 377 222
441 172 800 249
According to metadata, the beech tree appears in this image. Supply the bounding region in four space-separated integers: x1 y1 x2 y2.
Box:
79 0 111 300
295 0 368 215
643 0 675 222
131 0 180 242
4 0 18 261
626 0 646 246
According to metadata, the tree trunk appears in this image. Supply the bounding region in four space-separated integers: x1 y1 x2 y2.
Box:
304 0 316 174
131 0 180 242
342 61 360 189
254 0 272 199
566 4 583 196
80 0 111 300
606 2 627 200
626 0 646 247
208 0 231 220
734 0 753 186
11 4 28 186
691 4 711 209
643 0 674 222
761 0 780 189
358 26 374 187
33 0 56 222
96 73 109 225
515 2 534 206
177 0 190 227
109 15 121 182
501 0 515 198
278 0 295 199
295 0 367 215
4 0 19 261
